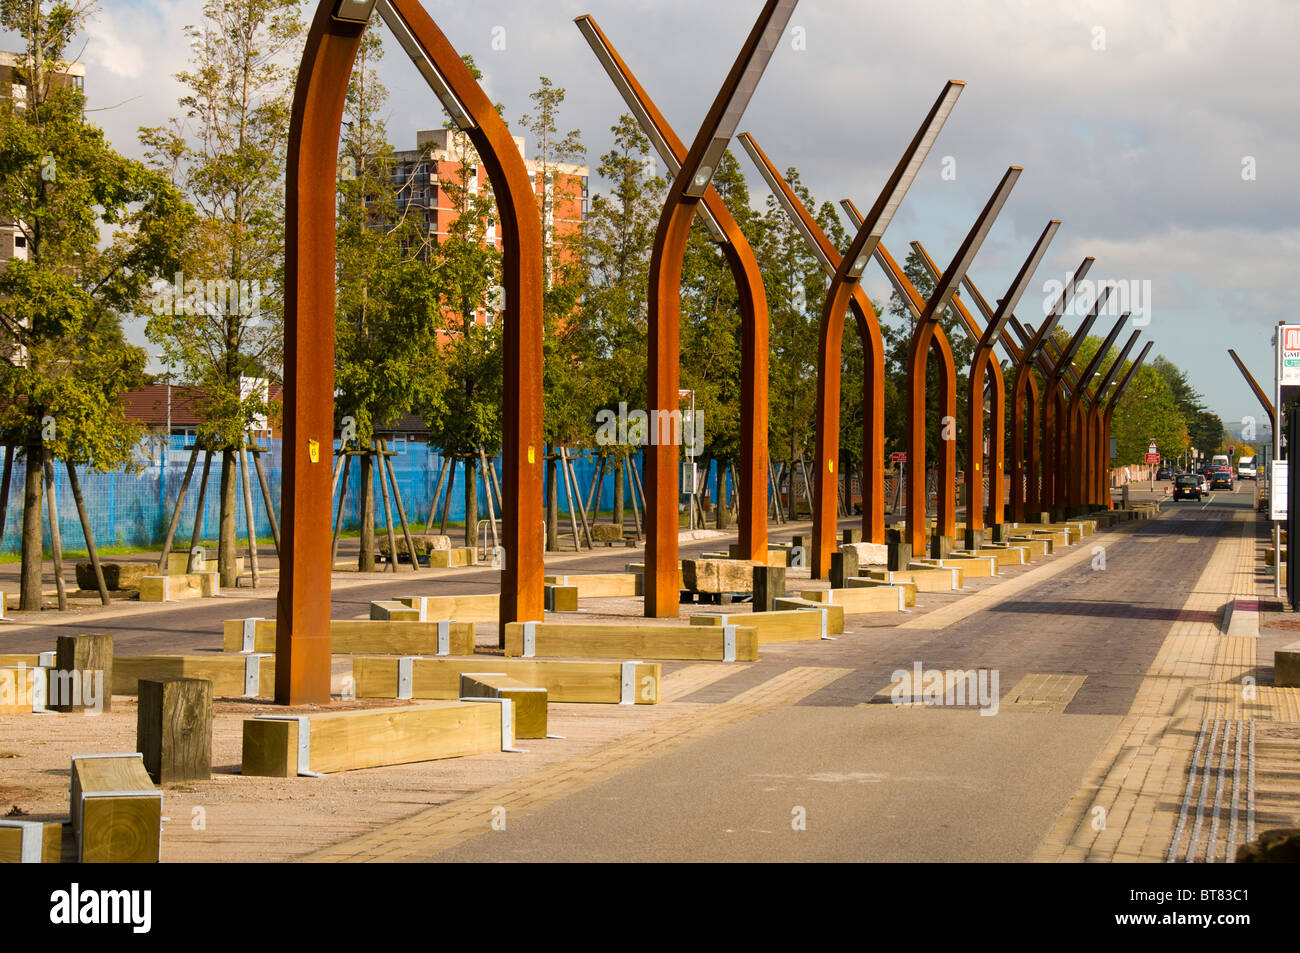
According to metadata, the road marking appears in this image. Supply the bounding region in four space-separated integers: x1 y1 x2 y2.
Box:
300 665 853 862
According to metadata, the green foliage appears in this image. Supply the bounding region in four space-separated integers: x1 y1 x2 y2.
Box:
334 25 444 446
138 0 302 450
0 1 189 469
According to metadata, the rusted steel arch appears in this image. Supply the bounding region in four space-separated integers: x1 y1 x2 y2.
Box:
873 242 960 543
755 82 962 578
1038 291 1109 512
909 223 1057 538
897 168 1021 552
1087 330 1140 505
576 15 768 561
1227 349 1276 430
643 0 796 615
279 0 544 702
738 133 885 547
966 262 1091 520
1065 314 1127 511
1102 341 1154 506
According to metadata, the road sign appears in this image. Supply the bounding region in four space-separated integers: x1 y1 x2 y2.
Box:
1272 461 1288 521
1279 325 1300 385
1145 452 1160 465
890 452 907 463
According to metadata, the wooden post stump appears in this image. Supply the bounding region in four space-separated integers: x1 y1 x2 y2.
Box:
753 565 786 612
53 633 113 712
137 677 213 783
830 549 859 589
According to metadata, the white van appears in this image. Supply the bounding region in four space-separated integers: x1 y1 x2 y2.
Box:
1211 454 1230 469
1237 456 1256 480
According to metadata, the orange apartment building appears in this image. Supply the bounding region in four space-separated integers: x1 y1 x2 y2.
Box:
388 127 589 333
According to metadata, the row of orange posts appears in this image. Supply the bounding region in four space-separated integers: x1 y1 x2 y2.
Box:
275 0 1153 702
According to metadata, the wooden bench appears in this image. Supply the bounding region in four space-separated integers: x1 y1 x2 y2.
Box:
864 567 962 592
847 576 918 607
689 607 834 643
772 597 845 633
798 585 905 614
222 619 474 656
543 573 641 598
460 673 548 738
352 656 662 705
70 754 162 863
114 654 274 698
502 621 759 661
241 701 506 777
0 820 63 863
139 572 219 602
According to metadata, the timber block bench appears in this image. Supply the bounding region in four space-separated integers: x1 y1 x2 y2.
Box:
914 555 997 578
542 572 641 611
223 618 475 656
1006 535 1052 557
1029 529 1074 549
114 654 275 698
353 656 661 705
460 673 548 738
847 576 918 607
0 652 55 713
867 566 962 592
624 563 686 594
681 558 759 605
139 572 219 602
966 545 1027 569
726 544 792 566
0 819 62 863
798 585 905 614
589 523 635 547
503 621 759 662
689 607 837 643
241 701 508 777
773 597 845 634
70 753 162 863
389 593 500 624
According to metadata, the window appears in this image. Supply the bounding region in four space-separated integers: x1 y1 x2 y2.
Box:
13 235 25 248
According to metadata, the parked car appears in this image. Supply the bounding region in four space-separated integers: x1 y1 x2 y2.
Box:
1156 467 1174 480
1173 474 1202 501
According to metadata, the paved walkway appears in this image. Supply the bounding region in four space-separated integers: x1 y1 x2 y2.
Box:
289 492 1299 862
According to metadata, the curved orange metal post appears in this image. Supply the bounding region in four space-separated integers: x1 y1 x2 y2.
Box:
1228 349 1277 431
1065 314 1127 511
644 0 796 615
900 169 1021 552
279 0 545 702
739 134 889 546
576 16 768 561
1088 331 1140 505
764 82 963 578
911 222 1056 539
1103 340 1154 505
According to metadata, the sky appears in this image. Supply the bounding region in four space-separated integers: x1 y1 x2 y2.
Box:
17 0 1299 433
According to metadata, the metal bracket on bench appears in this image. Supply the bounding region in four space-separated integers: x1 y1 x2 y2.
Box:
436 619 451 656
252 715 322 777
38 651 55 667
798 606 835 640
243 653 270 698
458 696 528 753
397 656 415 699
620 661 638 705
0 819 48 862
722 625 737 663
521 620 537 658
241 617 263 653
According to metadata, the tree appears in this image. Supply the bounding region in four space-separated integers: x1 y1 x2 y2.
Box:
580 114 663 530
138 0 302 585
334 24 444 569
0 0 191 608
